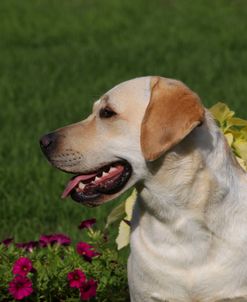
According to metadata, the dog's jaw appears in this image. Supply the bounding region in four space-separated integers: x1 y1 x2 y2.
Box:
61 160 133 206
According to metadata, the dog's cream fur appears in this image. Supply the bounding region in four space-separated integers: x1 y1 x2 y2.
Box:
45 76 247 301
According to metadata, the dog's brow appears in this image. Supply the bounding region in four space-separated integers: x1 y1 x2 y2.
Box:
93 100 101 111
93 95 110 111
100 94 109 103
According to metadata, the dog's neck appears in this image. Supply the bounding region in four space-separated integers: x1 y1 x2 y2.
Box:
133 111 246 260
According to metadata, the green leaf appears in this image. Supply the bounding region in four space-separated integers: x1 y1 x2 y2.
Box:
116 220 130 250
105 188 134 229
225 128 243 139
224 132 234 146
236 156 247 171
227 117 247 127
240 127 247 140
233 139 247 160
209 102 235 125
116 189 137 250
105 202 126 229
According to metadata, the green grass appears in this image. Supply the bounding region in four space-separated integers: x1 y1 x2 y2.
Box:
1 0 247 243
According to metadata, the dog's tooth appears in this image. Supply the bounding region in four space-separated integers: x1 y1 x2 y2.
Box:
109 166 118 173
102 172 108 177
95 176 101 182
79 182 85 190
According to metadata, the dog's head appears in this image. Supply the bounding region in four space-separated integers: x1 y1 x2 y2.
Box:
40 76 204 207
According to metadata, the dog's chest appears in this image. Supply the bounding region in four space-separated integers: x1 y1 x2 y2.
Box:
129 203 247 302
131 200 213 268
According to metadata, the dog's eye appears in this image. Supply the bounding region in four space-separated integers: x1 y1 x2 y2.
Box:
99 107 116 119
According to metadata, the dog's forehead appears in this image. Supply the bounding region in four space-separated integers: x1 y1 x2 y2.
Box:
101 76 152 109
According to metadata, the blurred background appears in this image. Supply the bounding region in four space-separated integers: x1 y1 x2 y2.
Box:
1 0 247 243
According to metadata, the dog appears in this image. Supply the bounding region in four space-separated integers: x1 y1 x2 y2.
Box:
40 76 247 301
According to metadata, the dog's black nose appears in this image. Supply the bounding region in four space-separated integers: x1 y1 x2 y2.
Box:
40 132 57 153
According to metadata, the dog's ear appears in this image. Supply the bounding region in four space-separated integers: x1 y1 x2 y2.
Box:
141 76 205 161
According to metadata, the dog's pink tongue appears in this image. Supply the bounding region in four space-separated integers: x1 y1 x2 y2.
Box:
61 173 97 199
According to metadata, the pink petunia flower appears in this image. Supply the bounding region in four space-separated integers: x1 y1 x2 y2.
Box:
8 275 33 300
39 234 54 247
39 233 71 247
52 234 71 246
16 241 39 252
12 257 33 276
67 269 86 288
78 218 96 230
76 242 100 262
80 278 97 301
1 237 14 246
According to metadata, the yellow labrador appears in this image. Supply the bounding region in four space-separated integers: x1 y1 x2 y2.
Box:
40 76 247 302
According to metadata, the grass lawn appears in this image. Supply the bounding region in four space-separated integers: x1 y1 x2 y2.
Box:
1 0 247 243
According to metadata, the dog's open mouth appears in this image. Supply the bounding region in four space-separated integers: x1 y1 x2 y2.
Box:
61 160 132 205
